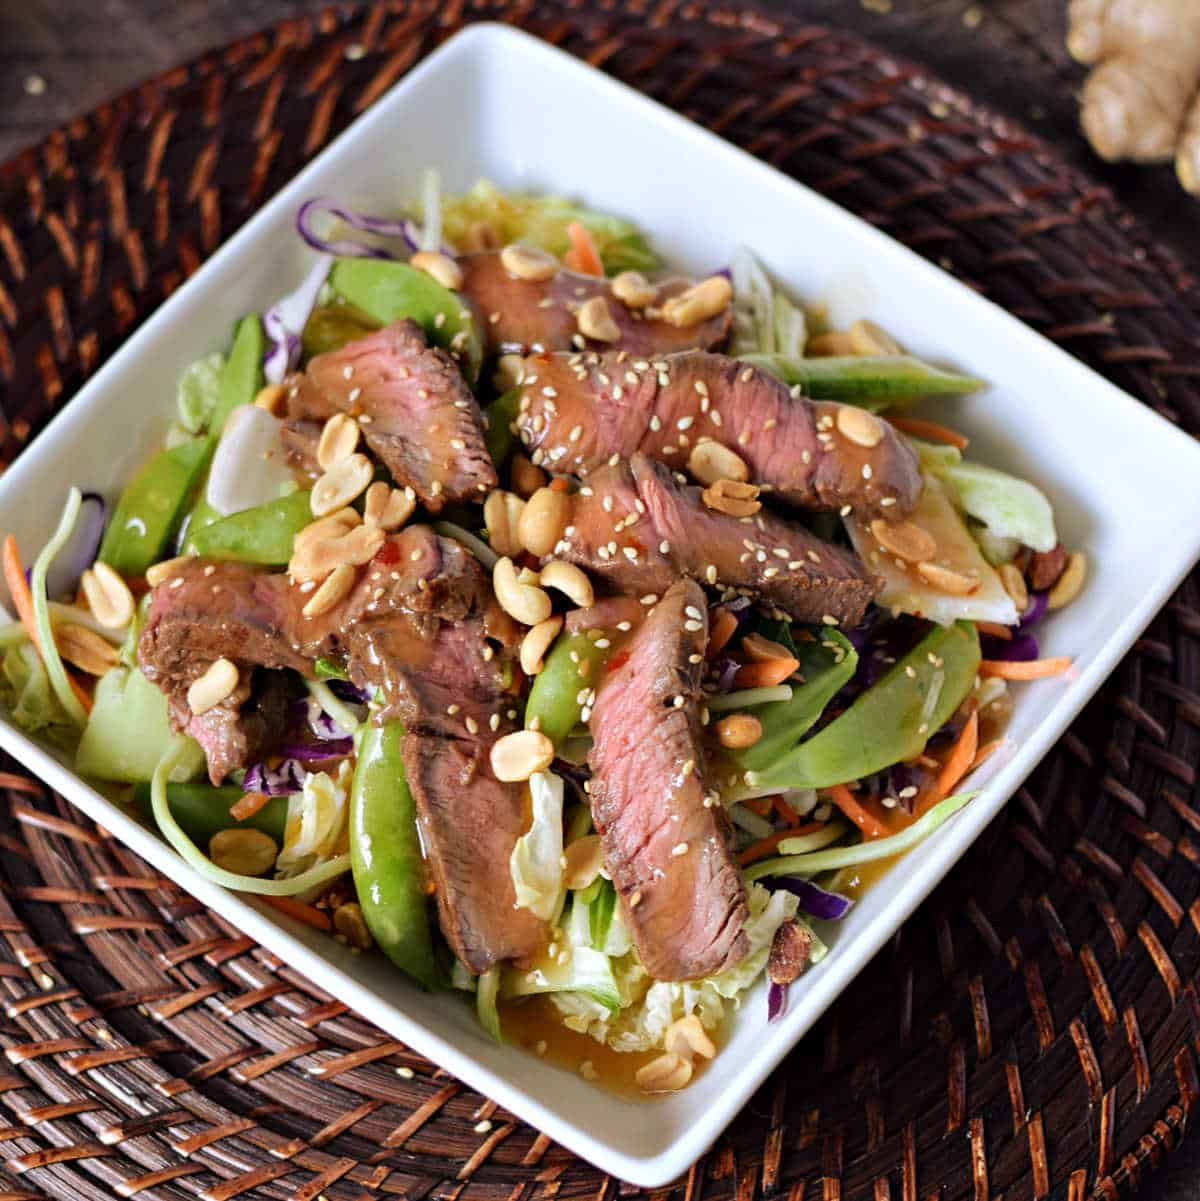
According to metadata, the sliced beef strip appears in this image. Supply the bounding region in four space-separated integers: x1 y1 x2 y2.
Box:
554 454 878 627
458 252 731 358
138 526 545 971
515 350 922 520
588 579 749 981
347 616 544 973
280 418 322 480
287 318 496 511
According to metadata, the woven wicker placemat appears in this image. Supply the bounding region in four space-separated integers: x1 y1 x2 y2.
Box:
0 4 1197 1199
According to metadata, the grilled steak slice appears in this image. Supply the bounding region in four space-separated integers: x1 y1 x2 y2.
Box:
139 526 544 971
588 579 749 981
288 319 496 511
186 670 298 786
516 350 922 519
556 454 877 626
458 252 731 358
348 616 542 973
280 418 322 480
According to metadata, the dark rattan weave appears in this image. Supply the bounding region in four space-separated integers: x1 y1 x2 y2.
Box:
0 3 1197 1198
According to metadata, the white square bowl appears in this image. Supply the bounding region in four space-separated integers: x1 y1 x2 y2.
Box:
1 23 1199 1188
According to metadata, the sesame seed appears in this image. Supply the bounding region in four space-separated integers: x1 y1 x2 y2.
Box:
862 463 873 480
450 438 465 450
640 594 659 605
465 716 478 734
671 842 689 857
705 564 718 584
649 415 662 432
905 665 917 678
447 704 460 715
821 614 839 626
740 367 754 382
677 415 694 431
881 496 897 507
840 504 852 517
475 1120 493 1133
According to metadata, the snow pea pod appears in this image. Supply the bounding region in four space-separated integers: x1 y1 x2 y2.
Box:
132 781 287 846
98 437 212 576
732 629 857 774
483 389 520 466
350 721 439 990
188 491 312 565
741 354 982 409
746 621 980 793
525 632 610 746
329 259 483 381
210 314 266 435
301 302 381 361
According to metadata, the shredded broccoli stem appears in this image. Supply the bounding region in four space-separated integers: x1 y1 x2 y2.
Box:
420 167 443 253
476 964 503 1043
151 736 351 895
305 679 361 736
743 792 977 882
432 521 498 569
30 488 88 728
707 684 793 714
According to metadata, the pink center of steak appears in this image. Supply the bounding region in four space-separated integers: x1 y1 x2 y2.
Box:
516 350 922 519
287 318 496 510
588 579 749 981
458 252 731 357
555 454 878 626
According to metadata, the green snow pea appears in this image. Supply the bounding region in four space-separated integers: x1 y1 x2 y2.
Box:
483 389 520 467
525 632 610 747
132 781 287 847
746 621 980 793
301 302 381 361
329 259 483 381
350 721 439 990
210 314 266 435
731 629 858 774
188 491 312 566
741 354 982 409
98 437 212 575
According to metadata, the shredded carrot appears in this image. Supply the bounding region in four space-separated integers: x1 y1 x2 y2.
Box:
888 415 969 450
2 535 92 714
564 222 604 276
969 739 1004 772
773 794 801 825
827 782 889 840
705 608 738 659
741 796 774 819
734 657 800 689
979 657 1072 680
260 895 332 932
919 709 979 815
229 792 271 822
548 477 571 493
736 822 823 867
975 621 1012 640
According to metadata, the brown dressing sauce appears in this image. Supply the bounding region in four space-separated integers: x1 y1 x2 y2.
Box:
499 996 716 1098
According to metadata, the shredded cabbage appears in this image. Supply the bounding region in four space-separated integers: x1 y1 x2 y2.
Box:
545 883 798 1053
930 460 1057 553
440 179 657 273
205 405 296 517
150 737 350 895
730 248 806 356
418 167 443 254
510 770 566 922
305 679 361 735
276 760 352 878
0 641 77 750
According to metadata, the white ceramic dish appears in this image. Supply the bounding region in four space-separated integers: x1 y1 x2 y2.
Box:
1 23 1199 1188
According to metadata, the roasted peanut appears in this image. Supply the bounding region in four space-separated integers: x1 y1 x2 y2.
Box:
410 250 463 291
661 276 732 328
209 828 277 877
539 560 594 608
311 453 373 517
714 713 762 749
836 406 885 448
664 1014 716 1060
701 478 761 518
484 490 527 558
611 270 657 308
187 657 239 715
500 243 559 282
562 834 604 891
492 557 552 626
80 562 135 629
317 413 361 470
1047 551 1086 610
917 561 979 595
520 615 563 675
687 440 749 487
848 318 902 356
576 296 621 343
635 1052 693 1093
518 487 571 557
490 729 555 782
870 518 936 563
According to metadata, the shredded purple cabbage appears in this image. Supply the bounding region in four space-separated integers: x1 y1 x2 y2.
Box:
768 877 854 920
1018 590 1048 630
715 658 741 692
244 758 305 796
980 631 1039 662
767 981 787 1022
42 492 106 599
296 197 415 259
263 253 332 383
279 738 352 761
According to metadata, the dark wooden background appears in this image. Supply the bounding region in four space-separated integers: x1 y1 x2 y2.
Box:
0 1 1197 1197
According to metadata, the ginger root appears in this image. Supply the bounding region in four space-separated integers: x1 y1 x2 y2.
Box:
1067 0 1200 192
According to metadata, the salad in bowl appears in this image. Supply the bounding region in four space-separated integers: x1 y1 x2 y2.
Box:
0 173 1085 1095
